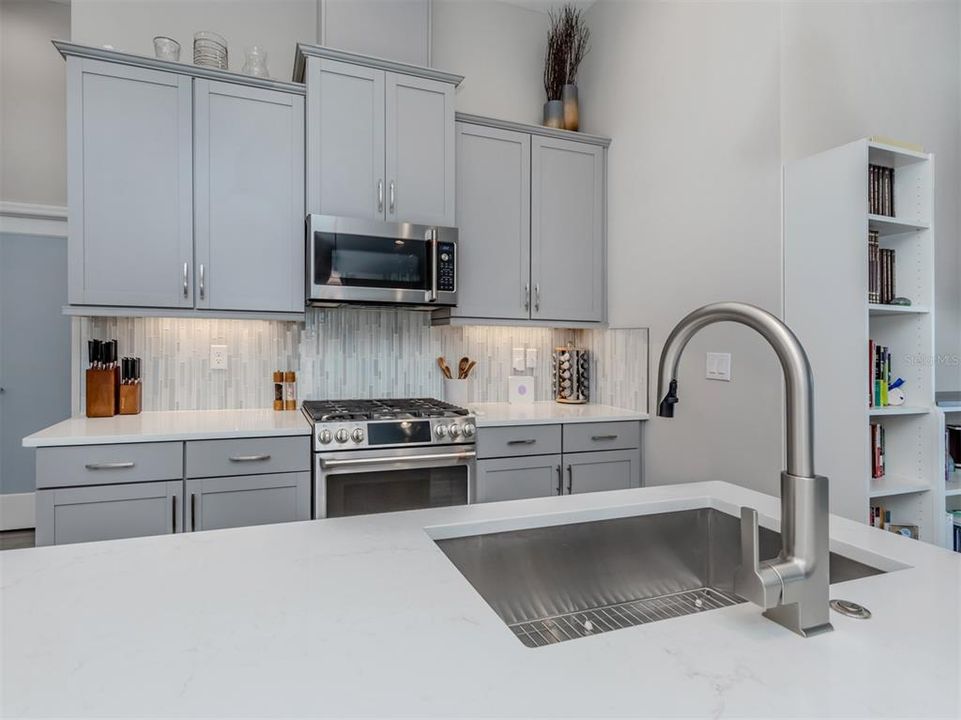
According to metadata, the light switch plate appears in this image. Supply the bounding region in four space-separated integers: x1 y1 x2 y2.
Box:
706 352 731 381
210 344 228 370
512 348 526 373
525 348 537 368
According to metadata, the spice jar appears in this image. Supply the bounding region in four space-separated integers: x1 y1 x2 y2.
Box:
284 371 297 410
273 371 284 411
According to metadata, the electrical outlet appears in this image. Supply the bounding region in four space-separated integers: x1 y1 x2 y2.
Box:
706 352 731 381
210 344 228 370
525 348 538 369
512 347 526 372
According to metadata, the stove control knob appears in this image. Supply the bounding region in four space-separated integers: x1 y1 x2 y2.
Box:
318 429 333 445
335 428 350 444
448 424 462 438
351 428 365 444
434 424 448 439
462 422 476 438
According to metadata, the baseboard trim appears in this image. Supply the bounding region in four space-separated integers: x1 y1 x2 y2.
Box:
0 201 67 237
0 492 36 531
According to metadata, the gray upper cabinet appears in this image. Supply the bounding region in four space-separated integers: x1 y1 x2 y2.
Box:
67 58 193 308
194 80 305 313
451 123 531 319
299 47 461 226
385 73 455 226
307 59 385 220
531 135 605 323
321 0 431 67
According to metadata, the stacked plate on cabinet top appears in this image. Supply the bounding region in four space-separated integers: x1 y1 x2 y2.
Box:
193 31 228 69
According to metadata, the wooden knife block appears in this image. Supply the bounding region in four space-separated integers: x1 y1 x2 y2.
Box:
85 368 117 418
119 384 142 415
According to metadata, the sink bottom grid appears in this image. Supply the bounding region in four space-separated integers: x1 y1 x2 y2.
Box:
509 586 745 648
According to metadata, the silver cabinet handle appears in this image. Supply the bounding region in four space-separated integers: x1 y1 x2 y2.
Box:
524 283 530 312
389 180 395 214
377 179 384 213
591 434 619 441
566 464 573 494
534 284 540 312
321 451 475 469
84 462 135 470
555 465 563 496
190 493 197 531
171 494 177 533
507 439 537 446
228 454 271 462
183 261 189 298
199 263 205 300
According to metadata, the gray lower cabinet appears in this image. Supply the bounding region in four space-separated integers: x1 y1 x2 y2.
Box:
185 472 310 532
194 80 305 313
36 481 182 546
476 455 562 503
564 449 639 495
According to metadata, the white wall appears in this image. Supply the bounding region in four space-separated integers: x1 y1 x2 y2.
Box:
70 0 317 82
0 0 70 206
432 0 548 124
580 0 961 495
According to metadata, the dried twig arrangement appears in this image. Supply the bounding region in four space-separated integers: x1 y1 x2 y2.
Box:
543 4 592 100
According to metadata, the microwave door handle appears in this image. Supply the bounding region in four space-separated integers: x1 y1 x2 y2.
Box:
427 229 439 303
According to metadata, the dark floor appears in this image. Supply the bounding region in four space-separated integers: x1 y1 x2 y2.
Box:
0 529 35 550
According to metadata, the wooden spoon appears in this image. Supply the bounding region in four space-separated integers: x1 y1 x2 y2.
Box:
458 357 470 379
463 360 477 378
437 356 453 379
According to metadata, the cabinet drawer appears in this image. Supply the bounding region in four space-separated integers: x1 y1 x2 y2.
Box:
35 481 181 546
36 442 183 489
476 424 562 459
563 421 640 453
185 436 309 478
185 472 310 532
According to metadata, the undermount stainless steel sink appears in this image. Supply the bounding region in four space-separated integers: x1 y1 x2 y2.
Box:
435 508 885 647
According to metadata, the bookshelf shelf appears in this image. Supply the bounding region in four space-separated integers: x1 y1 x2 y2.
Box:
945 477 961 498
868 475 931 499
868 406 930 417
868 304 930 316
785 138 939 544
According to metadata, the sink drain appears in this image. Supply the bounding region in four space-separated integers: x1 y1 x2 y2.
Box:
830 599 871 619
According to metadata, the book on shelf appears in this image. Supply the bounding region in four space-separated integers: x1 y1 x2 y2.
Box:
870 504 890 528
870 423 885 478
866 233 896 304
868 164 895 217
868 340 892 408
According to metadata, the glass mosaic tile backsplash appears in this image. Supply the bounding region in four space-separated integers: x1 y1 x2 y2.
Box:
74 309 648 414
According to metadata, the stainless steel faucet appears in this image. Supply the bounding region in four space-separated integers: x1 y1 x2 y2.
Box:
656 302 833 637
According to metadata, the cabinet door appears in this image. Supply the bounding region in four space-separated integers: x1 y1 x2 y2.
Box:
194 81 305 313
531 136 604 322
307 58 385 220
185 472 310 532
564 449 639 495
385 72 455 226
476 455 562 503
452 123 531 319
67 58 193 308
35 481 182 546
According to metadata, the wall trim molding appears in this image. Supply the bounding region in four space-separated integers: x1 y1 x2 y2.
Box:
0 492 36 531
0 201 68 237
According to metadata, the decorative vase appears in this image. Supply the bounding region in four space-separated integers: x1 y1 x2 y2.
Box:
561 84 579 131
242 46 270 78
543 100 564 129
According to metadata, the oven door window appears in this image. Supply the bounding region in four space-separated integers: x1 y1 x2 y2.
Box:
326 466 468 518
313 231 430 290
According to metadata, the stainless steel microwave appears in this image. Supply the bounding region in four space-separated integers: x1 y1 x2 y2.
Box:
306 214 458 307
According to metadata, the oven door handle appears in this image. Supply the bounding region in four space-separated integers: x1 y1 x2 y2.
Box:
320 451 475 469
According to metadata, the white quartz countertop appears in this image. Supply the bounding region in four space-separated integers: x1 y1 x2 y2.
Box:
21 409 310 447
2 481 958 718
470 401 648 426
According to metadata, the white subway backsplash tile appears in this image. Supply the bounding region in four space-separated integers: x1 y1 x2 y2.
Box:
75 310 648 414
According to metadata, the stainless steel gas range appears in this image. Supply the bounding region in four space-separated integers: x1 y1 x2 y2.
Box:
302 399 477 519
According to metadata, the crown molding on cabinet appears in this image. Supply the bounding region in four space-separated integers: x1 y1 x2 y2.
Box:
0 202 68 237
455 112 611 148
52 41 306 94
293 42 463 86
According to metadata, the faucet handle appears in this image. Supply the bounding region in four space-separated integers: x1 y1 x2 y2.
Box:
734 506 781 609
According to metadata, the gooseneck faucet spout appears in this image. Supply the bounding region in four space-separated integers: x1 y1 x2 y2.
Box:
656 302 832 637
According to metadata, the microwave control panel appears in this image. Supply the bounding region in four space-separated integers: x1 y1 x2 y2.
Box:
437 243 456 292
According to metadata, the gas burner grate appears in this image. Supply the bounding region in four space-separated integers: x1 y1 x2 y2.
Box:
302 398 470 422
508 587 744 648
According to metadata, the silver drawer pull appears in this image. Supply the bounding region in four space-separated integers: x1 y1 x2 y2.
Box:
229 454 271 462
591 434 619 441
84 461 135 470
507 439 537 446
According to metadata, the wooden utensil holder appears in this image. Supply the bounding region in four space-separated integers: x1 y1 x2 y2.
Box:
86 368 117 418
119 383 142 415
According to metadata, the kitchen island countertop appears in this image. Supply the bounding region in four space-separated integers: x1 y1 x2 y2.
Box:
2 480 958 718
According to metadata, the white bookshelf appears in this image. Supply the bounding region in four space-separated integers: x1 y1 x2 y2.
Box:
783 138 941 544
